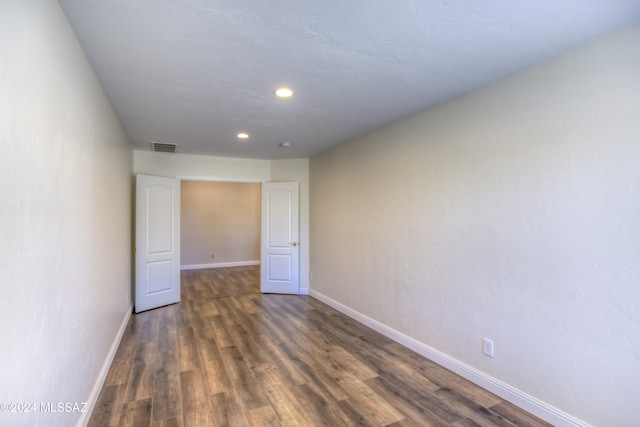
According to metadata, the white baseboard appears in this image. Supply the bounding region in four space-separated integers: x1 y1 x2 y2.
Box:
77 305 133 427
309 290 589 427
181 260 260 270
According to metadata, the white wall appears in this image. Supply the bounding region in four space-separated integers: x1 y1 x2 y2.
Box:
0 1 133 426
310 25 640 427
134 150 271 182
181 181 261 266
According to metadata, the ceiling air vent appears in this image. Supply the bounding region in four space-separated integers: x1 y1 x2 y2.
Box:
150 141 178 153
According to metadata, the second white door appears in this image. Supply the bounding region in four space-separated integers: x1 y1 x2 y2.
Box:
261 182 299 294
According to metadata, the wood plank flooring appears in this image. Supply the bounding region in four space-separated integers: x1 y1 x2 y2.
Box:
88 266 552 427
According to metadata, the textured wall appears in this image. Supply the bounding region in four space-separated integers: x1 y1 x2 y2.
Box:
133 150 271 182
0 1 133 426
310 25 640 427
181 181 261 266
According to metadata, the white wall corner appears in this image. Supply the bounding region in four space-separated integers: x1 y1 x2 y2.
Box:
77 305 133 427
308 290 591 427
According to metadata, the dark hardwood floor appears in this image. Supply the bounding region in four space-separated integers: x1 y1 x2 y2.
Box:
88 266 552 426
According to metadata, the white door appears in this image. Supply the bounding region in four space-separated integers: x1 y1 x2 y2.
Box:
261 182 299 294
135 174 181 312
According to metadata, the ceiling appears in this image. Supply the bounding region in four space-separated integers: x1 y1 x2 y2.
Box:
58 0 640 160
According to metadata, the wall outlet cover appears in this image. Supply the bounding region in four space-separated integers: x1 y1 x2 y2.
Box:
483 337 494 358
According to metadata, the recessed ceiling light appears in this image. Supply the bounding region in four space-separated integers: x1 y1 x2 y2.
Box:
279 142 292 148
237 132 249 139
274 87 293 98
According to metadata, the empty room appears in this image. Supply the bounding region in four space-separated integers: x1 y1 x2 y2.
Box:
1 1 639 427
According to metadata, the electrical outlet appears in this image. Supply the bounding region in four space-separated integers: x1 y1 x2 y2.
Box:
482 338 494 358
211 253 215 259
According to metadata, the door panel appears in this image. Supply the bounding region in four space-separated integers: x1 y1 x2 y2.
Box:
135 174 180 312
261 182 299 294
147 185 174 253
268 254 292 281
146 260 174 294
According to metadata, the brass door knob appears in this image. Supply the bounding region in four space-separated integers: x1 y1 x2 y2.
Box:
290 242 298 247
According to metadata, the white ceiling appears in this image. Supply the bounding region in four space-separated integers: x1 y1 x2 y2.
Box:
59 0 640 160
